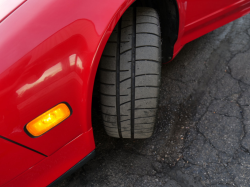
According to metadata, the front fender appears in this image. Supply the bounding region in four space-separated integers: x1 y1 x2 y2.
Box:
0 0 134 156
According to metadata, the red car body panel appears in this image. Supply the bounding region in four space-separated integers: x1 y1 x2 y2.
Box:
0 0 250 186
0 137 44 186
0 0 133 186
0 0 26 23
174 0 250 58
3 129 95 187
0 0 133 156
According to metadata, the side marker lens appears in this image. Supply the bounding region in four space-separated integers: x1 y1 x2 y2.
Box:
26 103 71 137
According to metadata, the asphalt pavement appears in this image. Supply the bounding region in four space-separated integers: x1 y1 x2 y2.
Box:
57 14 250 187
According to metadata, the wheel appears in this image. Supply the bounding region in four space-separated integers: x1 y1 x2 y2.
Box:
99 7 161 139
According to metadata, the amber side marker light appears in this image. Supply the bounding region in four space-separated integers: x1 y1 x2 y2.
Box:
26 103 71 137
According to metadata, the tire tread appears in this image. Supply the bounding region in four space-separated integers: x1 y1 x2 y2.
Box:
100 7 161 139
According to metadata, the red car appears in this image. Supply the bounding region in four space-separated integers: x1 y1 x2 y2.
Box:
0 0 249 186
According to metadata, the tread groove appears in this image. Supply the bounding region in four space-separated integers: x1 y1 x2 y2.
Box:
127 108 157 111
137 15 159 20
136 45 159 49
99 82 115 86
136 22 159 26
122 22 159 30
130 32 161 37
127 86 160 89
120 100 131 106
120 77 131 83
116 20 122 138
129 59 160 63
120 116 155 122
101 112 128 117
131 6 136 139
135 73 159 77
120 48 132 55
103 120 116 124
134 115 156 119
133 108 157 110
100 68 128 72
122 25 132 29
135 122 155 125
104 125 119 129
101 104 115 108
100 92 128 97
120 46 159 55
101 112 117 116
135 97 158 101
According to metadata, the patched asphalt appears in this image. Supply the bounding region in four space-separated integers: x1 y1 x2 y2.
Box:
56 14 250 187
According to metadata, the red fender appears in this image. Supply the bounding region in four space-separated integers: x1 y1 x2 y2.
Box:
0 0 134 186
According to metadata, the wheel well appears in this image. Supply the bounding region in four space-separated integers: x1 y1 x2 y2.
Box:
136 0 179 62
91 0 179 130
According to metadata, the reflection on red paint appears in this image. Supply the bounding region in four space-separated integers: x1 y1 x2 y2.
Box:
0 19 99 155
16 63 63 97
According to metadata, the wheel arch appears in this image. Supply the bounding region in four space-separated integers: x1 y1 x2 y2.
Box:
87 0 136 129
91 0 180 131
0 0 135 155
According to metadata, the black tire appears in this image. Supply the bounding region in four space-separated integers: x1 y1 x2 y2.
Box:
99 7 161 139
